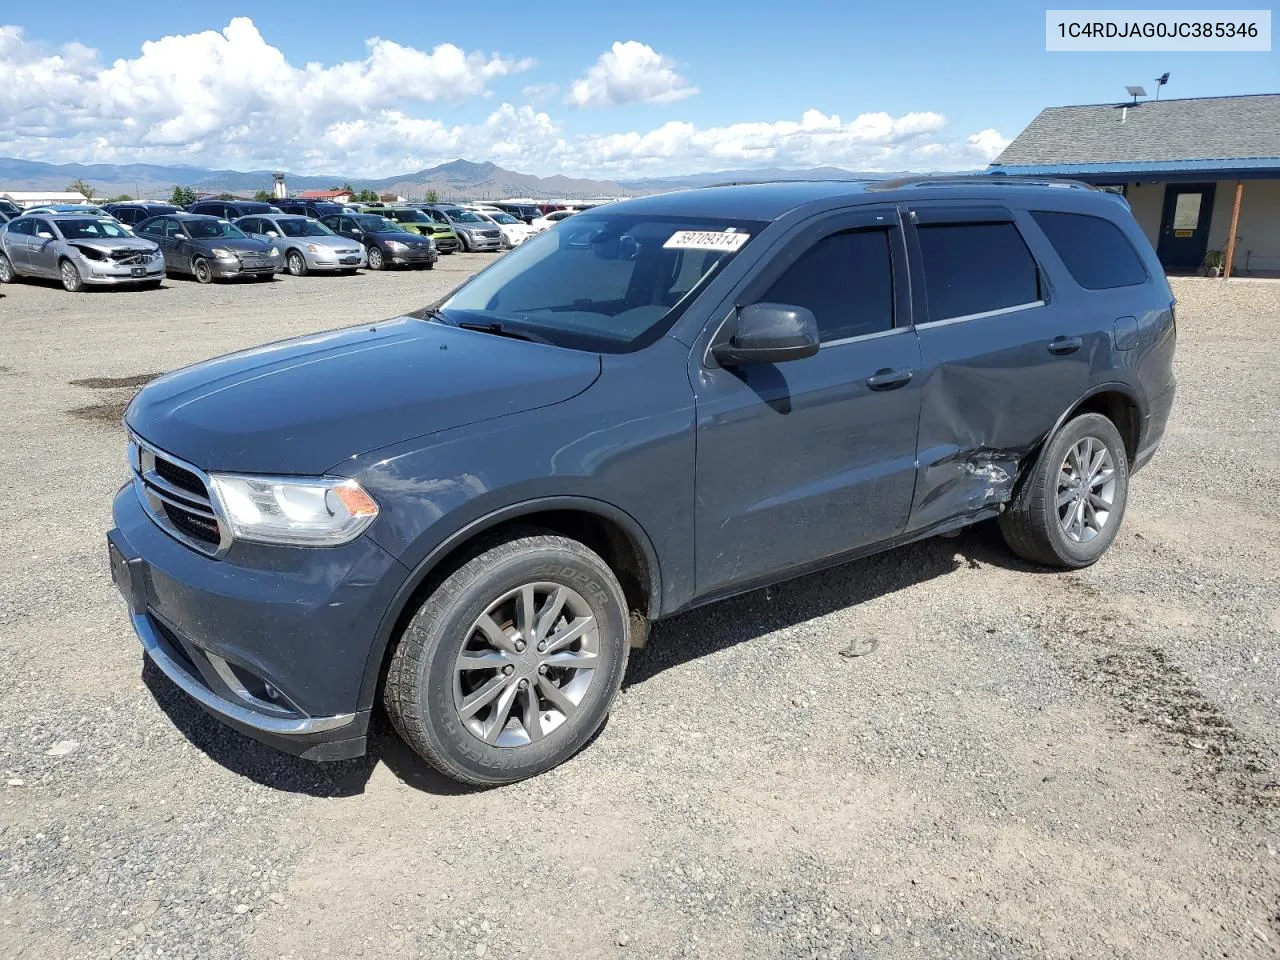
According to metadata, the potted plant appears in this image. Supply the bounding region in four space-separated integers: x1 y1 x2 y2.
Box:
1202 249 1225 277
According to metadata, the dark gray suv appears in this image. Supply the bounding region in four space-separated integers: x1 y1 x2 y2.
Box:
108 178 1176 784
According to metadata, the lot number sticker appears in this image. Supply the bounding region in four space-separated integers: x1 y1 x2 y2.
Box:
664 230 750 252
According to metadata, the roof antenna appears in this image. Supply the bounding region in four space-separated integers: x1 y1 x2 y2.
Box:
1154 72 1170 99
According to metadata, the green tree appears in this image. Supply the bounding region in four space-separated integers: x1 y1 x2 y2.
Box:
170 186 198 206
216 192 236 200
108 193 134 203
355 188 379 203
253 189 274 202
66 178 94 200
424 189 439 204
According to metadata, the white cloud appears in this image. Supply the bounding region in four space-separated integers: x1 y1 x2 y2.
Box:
567 41 697 108
521 83 559 103
0 21 1004 180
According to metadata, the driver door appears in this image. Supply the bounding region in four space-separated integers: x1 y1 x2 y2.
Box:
691 206 924 597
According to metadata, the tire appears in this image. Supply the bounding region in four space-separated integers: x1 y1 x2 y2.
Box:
192 257 213 284
457 233 470 253
59 259 84 293
999 412 1130 569
384 532 631 786
367 246 385 270
286 251 307 277
0 253 13 284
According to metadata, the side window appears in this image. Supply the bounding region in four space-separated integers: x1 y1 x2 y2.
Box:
757 228 895 343
1031 210 1148 290
9 218 32 237
113 207 135 225
917 222 1041 323
31 218 55 238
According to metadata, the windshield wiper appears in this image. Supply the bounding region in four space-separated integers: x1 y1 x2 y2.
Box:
456 320 551 345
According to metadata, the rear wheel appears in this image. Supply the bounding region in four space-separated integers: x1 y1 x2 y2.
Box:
1000 412 1130 568
0 252 14 283
367 246 385 270
59 259 84 293
192 257 213 284
384 532 630 785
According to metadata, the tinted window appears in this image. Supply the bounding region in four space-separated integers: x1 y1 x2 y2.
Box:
917 222 1040 322
137 218 165 237
112 206 140 224
8 218 33 236
759 229 894 343
1031 210 1148 290
30 218 55 237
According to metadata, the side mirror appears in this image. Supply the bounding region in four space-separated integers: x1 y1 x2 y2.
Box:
713 303 820 366
266 231 278 238
37 231 54 239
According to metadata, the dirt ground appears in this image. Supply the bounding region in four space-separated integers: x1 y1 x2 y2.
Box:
1 266 1277 960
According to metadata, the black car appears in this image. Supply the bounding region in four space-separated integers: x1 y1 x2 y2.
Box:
488 201 542 224
186 200 284 219
102 202 181 228
275 199 349 220
319 213 437 270
135 213 284 282
110 177 1175 786
0 199 21 219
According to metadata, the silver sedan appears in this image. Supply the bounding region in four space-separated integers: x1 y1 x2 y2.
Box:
235 214 366 275
0 213 165 291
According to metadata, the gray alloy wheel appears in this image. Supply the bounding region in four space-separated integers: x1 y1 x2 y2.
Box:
999 411 1129 569
367 246 385 270
287 250 307 276
457 232 470 252
1056 436 1117 543
0 253 13 283
453 582 599 747
192 257 213 284
384 531 630 785
59 259 84 293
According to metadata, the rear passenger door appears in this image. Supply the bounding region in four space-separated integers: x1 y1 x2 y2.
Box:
27 218 59 276
902 204 1097 533
692 206 923 596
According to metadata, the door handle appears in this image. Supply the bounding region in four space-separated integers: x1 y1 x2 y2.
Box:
867 368 913 391
1047 336 1083 355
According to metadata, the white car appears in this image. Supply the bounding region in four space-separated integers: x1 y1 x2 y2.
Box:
529 209 576 233
473 210 535 248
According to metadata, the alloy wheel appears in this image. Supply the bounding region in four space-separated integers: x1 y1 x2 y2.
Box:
453 582 599 747
288 251 306 276
0 254 12 283
368 247 384 270
193 258 212 283
60 261 82 292
1057 436 1116 543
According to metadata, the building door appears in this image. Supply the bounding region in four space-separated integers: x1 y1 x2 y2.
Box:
1157 183 1216 272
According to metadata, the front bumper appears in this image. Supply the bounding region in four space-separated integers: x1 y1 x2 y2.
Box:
306 249 366 271
109 483 408 760
211 254 283 278
82 259 166 285
433 236 461 253
460 234 504 251
386 248 438 267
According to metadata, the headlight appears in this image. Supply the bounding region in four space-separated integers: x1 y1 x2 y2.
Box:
306 244 318 253
269 246 280 257
385 240 407 251
207 475 378 546
211 247 235 258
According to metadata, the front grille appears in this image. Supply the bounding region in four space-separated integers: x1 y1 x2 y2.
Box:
480 229 500 239
110 248 153 265
130 435 227 556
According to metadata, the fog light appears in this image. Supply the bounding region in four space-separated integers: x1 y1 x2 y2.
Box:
263 683 281 701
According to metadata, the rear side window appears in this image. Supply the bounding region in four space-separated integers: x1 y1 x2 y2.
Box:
760 228 894 343
1031 210 1148 289
917 222 1040 322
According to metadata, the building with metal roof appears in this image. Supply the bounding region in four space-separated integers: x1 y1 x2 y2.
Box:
989 94 1280 277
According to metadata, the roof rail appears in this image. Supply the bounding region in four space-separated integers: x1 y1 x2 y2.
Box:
866 174 1099 192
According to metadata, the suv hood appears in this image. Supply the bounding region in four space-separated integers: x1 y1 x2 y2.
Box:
126 317 602 475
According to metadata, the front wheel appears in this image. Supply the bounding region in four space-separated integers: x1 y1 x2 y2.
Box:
286 250 308 276
457 234 470 253
192 257 213 284
384 533 630 785
367 246 385 270
59 259 84 292
999 412 1130 568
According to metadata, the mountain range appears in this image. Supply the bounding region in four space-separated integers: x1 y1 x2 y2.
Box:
0 156 937 202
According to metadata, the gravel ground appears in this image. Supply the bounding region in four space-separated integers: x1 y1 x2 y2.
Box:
1 267 1278 960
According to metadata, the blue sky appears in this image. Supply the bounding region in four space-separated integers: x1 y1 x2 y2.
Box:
4 1 1276 178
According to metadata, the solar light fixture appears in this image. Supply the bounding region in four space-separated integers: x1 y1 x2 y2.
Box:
1125 85 1147 104
1154 72 1170 99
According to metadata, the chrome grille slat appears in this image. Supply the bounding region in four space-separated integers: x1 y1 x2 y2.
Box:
128 433 230 558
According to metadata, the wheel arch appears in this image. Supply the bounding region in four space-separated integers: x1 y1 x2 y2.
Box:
356 496 662 711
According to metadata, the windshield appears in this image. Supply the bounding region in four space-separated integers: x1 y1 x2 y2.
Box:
58 218 131 239
185 219 247 239
240 203 282 214
353 215 399 233
443 208 485 223
489 212 520 224
278 217 333 238
388 209 431 223
437 214 763 353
